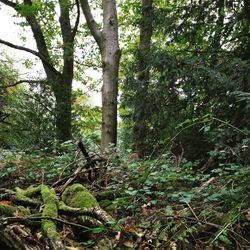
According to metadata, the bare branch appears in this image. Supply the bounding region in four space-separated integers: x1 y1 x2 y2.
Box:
0 38 40 57
1 79 47 89
79 0 103 49
72 0 80 41
0 38 60 75
0 0 16 8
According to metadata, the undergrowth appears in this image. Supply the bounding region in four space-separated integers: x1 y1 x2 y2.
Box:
0 143 249 249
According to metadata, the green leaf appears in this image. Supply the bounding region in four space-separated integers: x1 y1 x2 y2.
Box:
92 227 105 234
218 234 232 245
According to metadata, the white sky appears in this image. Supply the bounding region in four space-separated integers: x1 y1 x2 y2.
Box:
0 4 102 106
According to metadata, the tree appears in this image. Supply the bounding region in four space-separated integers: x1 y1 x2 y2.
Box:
120 0 250 163
0 0 80 141
133 0 153 156
79 0 121 151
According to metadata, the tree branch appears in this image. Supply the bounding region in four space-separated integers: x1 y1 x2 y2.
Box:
72 0 80 41
1 79 47 89
0 0 16 8
0 38 40 57
79 0 103 49
0 38 60 75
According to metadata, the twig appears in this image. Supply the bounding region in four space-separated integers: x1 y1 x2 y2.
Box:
180 195 199 221
58 152 82 179
28 216 91 231
0 217 40 228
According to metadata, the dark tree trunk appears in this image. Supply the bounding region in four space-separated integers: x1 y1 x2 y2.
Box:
133 0 153 156
53 77 72 141
210 0 225 65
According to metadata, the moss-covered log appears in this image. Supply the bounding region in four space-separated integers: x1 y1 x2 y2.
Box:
0 203 29 217
40 185 64 250
61 184 120 229
0 183 119 249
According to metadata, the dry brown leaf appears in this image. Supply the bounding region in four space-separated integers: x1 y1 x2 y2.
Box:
0 200 12 205
123 240 134 248
35 232 43 241
245 211 250 221
59 229 72 240
115 231 121 240
15 209 26 217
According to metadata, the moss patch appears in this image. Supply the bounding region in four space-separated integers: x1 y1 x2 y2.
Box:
40 185 59 240
0 203 18 216
41 220 58 240
16 185 41 197
0 203 29 217
62 184 99 209
41 185 58 206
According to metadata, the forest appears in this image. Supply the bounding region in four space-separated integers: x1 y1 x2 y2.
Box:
0 0 249 249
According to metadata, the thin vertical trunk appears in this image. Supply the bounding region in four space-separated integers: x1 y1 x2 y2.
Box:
80 0 120 151
133 0 153 156
101 0 121 150
210 0 224 65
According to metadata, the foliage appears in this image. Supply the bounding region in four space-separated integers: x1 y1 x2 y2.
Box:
0 139 249 248
0 141 76 187
0 73 56 148
120 0 250 166
100 150 250 248
72 89 101 144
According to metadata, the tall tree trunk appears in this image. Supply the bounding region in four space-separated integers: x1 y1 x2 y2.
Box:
80 0 120 151
52 76 72 141
101 0 121 150
133 0 153 156
210 0 224 65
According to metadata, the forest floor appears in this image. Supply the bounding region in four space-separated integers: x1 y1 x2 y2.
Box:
0 146 249 249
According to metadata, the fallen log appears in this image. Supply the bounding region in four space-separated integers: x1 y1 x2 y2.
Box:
0 184 120 249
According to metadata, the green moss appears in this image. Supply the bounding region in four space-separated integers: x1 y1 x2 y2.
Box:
40 185 59 240
42 220 58 239
41 185 59 206
41 185 58 218
0 203 17 216
43 203 58 218
0 203 29 217
62 184 99 208
16 185 41 197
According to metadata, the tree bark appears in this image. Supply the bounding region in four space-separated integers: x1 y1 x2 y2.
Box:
101 0 121 150
133 0 153 156
210 0 225 65
80 0 120 151
52 76 72 141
